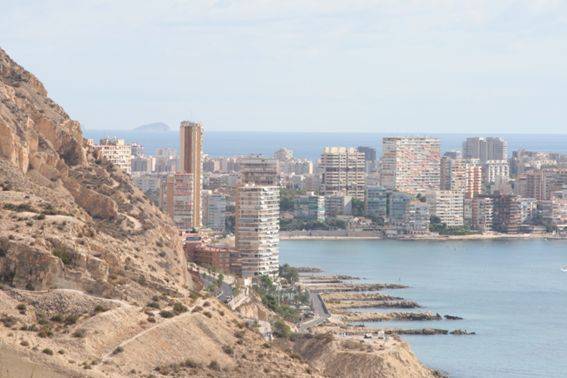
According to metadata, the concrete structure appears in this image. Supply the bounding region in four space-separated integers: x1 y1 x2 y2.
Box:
179 121 203 227
471 196 494 232
324 193 353 217
273 148 293 161
402 200 430 234
388 192 414 225
492 195 523 233
294 193 325 222
320 147 366 200
239 156 279 186
95 138 132 174
365 186 388 220
235 185 279 277
161 173 196 230
203 191 227 232
426 190 465 227
483 160 510 191
540 190 567 229
463 137 508 162
381 137 440 194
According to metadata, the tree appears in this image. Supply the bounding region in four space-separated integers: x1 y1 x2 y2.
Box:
351 198 365 216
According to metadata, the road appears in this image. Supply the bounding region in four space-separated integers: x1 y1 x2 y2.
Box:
201 274 233 302
299 291 330 332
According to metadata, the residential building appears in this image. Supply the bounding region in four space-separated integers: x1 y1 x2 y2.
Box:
179 121 203 227
161 173 196 230
202 191 227 232
235 185 279 277
95 138 132 174
365 186 388 220
320 147 366 200
426 190 465 227
294 193 325 222
381 137 441 194
492 195 523 233
463 137 508 162
471 196 494 232
239 156 279 186
540 190 567 229
388 192 414 225
402 200 430 234
274 148 293 161
324 193 353 217
483 160 510 193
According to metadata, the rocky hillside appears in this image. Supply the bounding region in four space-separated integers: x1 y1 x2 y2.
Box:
0 47 439 377
0 47 190 301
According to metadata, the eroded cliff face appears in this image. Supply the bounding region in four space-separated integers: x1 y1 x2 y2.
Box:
0 48 191 301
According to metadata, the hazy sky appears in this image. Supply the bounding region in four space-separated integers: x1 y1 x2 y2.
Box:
2 1 567 133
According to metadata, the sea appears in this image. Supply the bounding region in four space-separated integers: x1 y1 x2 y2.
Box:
83 130 567 160
280 239 567 378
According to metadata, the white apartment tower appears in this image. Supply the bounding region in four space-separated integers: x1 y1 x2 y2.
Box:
235 185 280 277
320 147 366 200
381 137 441 194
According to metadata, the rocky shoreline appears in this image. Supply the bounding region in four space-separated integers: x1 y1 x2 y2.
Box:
299 271 474 338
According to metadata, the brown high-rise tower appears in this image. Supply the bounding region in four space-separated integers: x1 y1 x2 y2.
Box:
179 121 203 228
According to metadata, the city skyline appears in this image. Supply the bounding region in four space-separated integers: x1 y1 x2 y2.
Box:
2 1 566 133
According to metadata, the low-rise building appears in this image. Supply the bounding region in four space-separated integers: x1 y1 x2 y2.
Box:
324 193 352 217
94 137 132 174
294 193 325 222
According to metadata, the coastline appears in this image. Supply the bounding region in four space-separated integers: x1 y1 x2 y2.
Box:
281 232 567 241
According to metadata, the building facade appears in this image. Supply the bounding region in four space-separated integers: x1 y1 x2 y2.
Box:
320 147 366 200
381 137 441 194
463 137 508 162
179 121 203 227
235 185 280 277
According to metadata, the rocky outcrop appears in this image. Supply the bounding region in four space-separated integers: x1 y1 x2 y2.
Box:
294 333 440 378
0 47 192 299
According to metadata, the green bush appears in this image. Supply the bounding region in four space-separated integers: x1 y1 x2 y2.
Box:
159 310 175 318
42 348 53 355
272 320 292 339
173 302 188 314
52 248 72 265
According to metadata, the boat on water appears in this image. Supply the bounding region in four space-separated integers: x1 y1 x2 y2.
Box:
561 265 567 272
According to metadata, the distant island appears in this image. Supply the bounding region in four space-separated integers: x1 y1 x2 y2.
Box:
133 122 170 132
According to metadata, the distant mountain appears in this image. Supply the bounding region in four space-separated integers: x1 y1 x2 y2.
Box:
133 122 170 132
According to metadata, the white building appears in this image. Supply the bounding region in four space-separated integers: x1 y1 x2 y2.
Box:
320 147 366 200
235 185 279 277
95 138 132 174
381 137 440 194
239 156 279 186
426 190 465 227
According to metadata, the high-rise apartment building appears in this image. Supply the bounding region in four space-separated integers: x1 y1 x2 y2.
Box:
426 190 465 227
471 196 494 232
202 191 227 232
235 185 279 277
320 147 366 200
365 186 388 220
95 138 132 174
463 137 508 162
381 137 440 194
239 156 279 186
179 121 203 227
482 160 510 190
161 173 196 230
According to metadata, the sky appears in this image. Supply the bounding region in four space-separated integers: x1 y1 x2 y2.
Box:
1 1 567 133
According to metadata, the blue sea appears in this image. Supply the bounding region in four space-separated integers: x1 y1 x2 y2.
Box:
83 130 567 160
280 239 567 378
